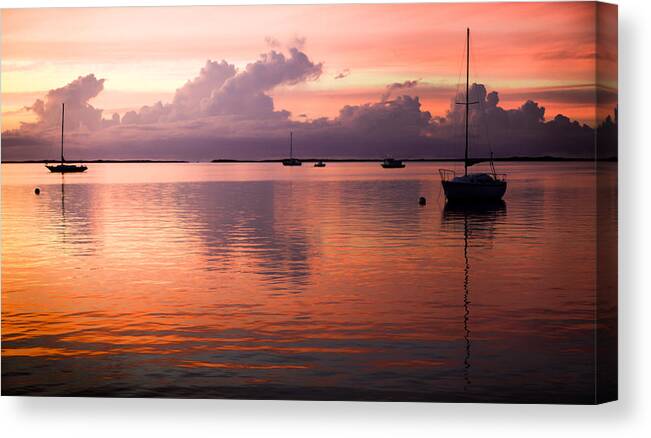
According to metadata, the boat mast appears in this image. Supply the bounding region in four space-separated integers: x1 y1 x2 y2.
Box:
290 131 293 159
61 103 65 164
464 28 470 177
455 28 477 176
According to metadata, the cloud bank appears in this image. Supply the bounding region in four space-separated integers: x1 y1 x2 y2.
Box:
2 46 612 161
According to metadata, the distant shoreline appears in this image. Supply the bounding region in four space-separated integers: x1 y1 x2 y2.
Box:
210 156 618 163
2 156 617 164
2 159 189 164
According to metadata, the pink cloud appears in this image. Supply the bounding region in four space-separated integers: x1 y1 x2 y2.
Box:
2 46 613 162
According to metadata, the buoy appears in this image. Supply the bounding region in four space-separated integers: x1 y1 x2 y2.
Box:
34 187 41 195
418 196 426 205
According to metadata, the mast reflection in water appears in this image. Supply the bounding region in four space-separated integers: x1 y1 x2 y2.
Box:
2 162 610 403
442 201 506 391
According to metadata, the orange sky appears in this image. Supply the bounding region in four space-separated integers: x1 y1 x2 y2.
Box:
1 2 617 130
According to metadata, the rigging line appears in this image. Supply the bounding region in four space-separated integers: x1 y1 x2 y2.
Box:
452 31 467 173
467 30 478 168
454 31 466 100
468 30 497 175
478 98 495 156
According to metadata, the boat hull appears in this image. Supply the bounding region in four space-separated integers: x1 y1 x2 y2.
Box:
442 180 507 201
282 159 302 166
46 164 88 173
381 163 405 168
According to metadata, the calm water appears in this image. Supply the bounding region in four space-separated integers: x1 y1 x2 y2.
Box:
1 162 616 402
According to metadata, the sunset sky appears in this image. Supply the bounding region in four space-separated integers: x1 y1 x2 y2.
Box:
1 2 617 160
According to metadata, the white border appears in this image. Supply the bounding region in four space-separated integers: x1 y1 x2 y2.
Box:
2 1 650 437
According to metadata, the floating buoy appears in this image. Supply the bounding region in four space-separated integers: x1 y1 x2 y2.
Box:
418 196 426 205
34 187 41 195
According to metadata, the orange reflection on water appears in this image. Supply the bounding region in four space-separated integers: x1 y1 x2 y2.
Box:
2 347 110 358
2 163 615 402
179 361 309 370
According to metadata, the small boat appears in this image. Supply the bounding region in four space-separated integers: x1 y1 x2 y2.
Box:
46 163 88 173
440 168 506 202
46 103 88 173
282 158 301 166
381 158 405 168
282 131 302 166
439 28 506 202
314 160 326 167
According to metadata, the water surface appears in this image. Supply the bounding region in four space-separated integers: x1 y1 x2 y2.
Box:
1 162 615 402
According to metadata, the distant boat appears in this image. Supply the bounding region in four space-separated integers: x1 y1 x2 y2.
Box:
439 28 506 202
46 103 88 173
282 131 302 166
381 158 405 168
314 160 326 167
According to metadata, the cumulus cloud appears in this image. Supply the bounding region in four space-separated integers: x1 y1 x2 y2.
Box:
24 74 108 131
337 95 432 140
438 83 595 157
173 60 238 116
381 79 420 102
2 46 608 161
204 48 322 117
117 47 321 124
118 60 238 125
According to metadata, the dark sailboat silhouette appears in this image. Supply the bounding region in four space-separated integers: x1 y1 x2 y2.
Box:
439 28 506 202
282 131 302 166
381 157 405 168
45 103 88 173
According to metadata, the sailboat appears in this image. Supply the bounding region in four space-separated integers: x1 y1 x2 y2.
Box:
45 103 88 173
381 157 405 168
282 131 302 166
439 28 506 202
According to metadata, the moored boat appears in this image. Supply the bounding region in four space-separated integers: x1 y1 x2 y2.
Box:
381 158 405 168
46 163 88 173
440 170 506 202
282 131 302 166
439 28 506 202
46 103 88 174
